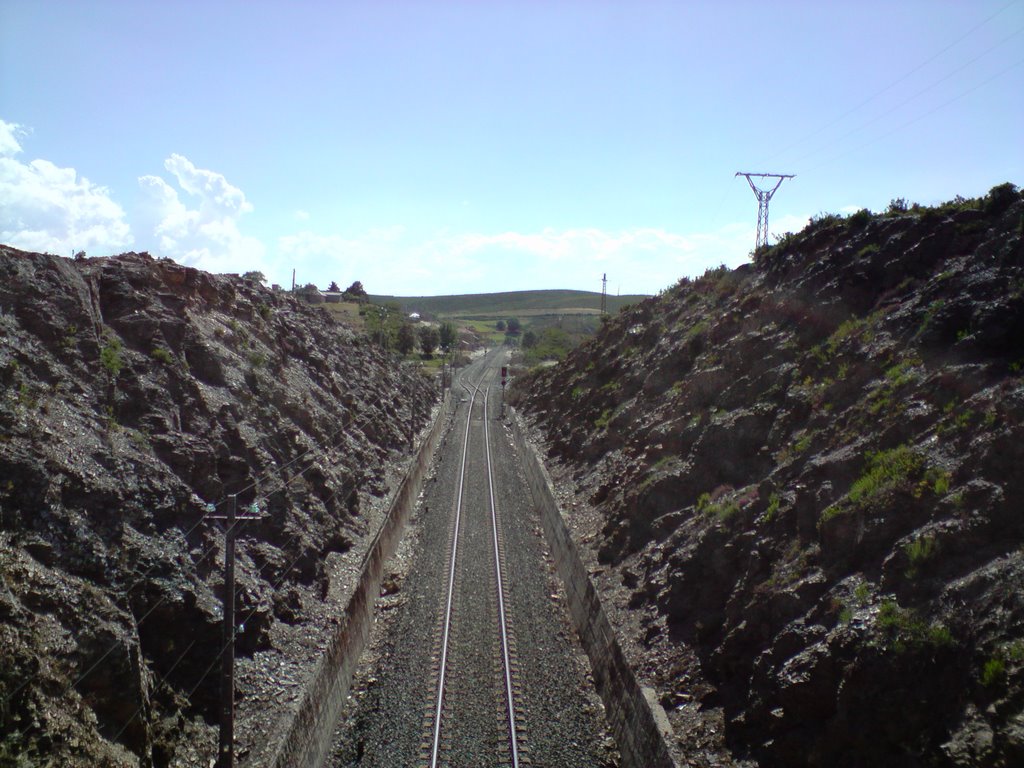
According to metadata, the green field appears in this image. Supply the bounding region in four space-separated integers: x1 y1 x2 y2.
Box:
322 288 651 366
367 289 648 318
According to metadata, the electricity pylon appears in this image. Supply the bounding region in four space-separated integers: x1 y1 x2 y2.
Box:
736 172 794 250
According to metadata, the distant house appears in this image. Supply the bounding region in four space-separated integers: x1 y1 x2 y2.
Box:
321 291 344 304
409 312 421 321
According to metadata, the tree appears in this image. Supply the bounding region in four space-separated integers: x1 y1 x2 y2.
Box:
242 271 266 284
397 324 416 355
419 326 440 356
439 322 457 352
505 317 521 334
522 330 538 349
495 320 506 331
328 281 340 292
296 282 323 304
345 281 367 297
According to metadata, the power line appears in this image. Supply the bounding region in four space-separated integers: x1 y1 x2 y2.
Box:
787 23 1024 169
766 0 1020 165
806 56 1024 174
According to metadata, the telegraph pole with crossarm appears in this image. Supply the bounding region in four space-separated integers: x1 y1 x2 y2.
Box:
210 495 263 768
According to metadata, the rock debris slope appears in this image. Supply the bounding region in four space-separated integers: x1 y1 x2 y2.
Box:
0 248 436 766
514 183 1024 767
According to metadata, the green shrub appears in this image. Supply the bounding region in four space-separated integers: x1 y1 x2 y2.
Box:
915 299 945 338
904 535 939 578
983 181 1019 215
807 212 842 231
848 208 873 228
876 599 954 653
100 337 124 377
848 445 924 507
697 486 741 521
981 656 1005 687
151 347 172 364
16 382 36 409
793 432 813 454
854 582 871 604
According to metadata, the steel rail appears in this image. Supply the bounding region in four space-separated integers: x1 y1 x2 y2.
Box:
428 359 519 767
482 378 520 768
428 374 477 768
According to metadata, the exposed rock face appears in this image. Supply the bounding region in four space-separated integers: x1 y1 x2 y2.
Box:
0 249 436 766
515 184 1024 767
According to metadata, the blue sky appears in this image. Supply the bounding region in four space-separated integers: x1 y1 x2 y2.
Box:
2 1 1021 296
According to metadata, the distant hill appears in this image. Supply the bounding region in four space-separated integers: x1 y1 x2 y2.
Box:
368 289 649 318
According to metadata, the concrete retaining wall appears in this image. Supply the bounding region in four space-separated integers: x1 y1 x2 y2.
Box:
509 409 678 768
265 394 451 768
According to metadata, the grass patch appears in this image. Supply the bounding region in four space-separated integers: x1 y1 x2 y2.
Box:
904 535 940 578
876 599 955 654
697 492 740 521
981 656 1005 687
848 445 924 507
915 299 945 339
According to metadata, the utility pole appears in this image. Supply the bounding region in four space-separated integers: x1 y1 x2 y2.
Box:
735 172 795 250
408 397 415 453
600 273 607 315
210 495 262 768
500 365 507 419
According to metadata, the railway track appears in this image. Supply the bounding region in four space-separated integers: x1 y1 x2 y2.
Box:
328 351 610 767
422 363 524 767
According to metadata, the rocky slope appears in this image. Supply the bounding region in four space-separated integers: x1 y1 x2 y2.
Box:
514 183 1024 767
0 249 436 766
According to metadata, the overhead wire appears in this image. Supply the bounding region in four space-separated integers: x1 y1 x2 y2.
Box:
805 55 1024 174
764 0 1021 165
787 23 1024 170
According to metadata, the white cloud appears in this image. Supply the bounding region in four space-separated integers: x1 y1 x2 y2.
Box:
137 154 266 274
0 118 133 254
0 120 26 156
294 209 310 221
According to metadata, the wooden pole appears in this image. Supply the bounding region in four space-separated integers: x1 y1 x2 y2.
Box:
218 494 236 768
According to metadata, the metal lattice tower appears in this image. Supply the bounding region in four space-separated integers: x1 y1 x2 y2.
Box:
736 172 794 250
600 273 607 314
